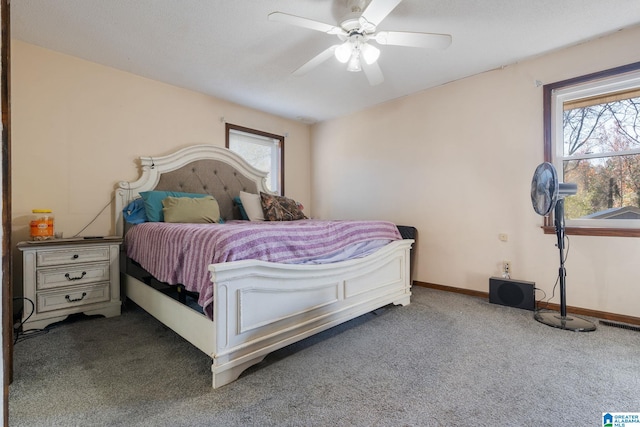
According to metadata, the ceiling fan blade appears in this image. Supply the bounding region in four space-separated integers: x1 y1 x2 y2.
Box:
361 0 403 26
293 45 338 76
268 12 344 35
362 60 384 86
373 31 452 49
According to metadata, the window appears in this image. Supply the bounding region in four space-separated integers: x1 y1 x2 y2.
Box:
543 61 640 237
225 123 284 195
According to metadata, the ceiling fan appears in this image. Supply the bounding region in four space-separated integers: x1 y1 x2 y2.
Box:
268 0 452 86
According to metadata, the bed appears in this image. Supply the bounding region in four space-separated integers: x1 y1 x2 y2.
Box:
114 144 413 388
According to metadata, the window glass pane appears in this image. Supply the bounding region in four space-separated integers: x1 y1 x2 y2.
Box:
562 95 640 158
229 139 272 186
563 155 640 220
228 128 281 193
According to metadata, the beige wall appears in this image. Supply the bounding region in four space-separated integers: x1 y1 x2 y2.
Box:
11 40 312 294
11 26 640 319
12 40 312 237
312 26 640 318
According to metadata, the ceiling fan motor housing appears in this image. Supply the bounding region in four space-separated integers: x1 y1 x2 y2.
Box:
341 14 362 32
342 0 376 32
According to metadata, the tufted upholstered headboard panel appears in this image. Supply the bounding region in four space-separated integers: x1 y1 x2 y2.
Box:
114 145 272 236
153 159 258 222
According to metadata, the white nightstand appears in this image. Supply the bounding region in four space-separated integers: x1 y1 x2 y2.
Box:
17 237 122 330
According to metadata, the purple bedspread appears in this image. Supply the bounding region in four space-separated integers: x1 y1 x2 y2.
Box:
125 219 401 319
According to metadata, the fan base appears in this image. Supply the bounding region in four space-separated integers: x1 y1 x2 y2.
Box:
534 311 596 332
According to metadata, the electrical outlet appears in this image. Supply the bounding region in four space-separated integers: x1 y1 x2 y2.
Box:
503 261 511 274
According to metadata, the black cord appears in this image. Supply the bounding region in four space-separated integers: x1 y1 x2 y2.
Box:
14 296 33 325
535 231 570 312
72 194 115 237
15 328 49 344
535 273 560 313
13 297 48 344
534 287 547 303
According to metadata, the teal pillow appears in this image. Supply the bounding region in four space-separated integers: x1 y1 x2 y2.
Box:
139 191 209 222
233 196 249 220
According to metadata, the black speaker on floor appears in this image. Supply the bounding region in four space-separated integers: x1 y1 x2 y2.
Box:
489 277 535 311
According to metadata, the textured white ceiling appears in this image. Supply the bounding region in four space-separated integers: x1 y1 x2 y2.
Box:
11 0 640 123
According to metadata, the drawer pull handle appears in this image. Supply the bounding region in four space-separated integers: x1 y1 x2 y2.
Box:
72 254 79 259
65 292 87 303
65 271 86 281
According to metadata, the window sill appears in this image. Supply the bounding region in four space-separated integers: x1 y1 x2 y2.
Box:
542 226 640 237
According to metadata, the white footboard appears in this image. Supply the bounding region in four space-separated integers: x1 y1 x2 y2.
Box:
208 239 413 388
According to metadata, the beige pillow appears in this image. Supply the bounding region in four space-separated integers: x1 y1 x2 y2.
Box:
239 191 264 221
162 196 221 223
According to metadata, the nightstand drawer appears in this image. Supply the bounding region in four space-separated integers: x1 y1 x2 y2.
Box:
18 238 122 330
36 246 111 267
37 262 110 290
37 283 110 313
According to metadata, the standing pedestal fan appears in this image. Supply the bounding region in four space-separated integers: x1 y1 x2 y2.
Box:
530 162 596 332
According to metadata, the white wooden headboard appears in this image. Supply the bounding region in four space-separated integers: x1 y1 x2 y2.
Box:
114 144 272 236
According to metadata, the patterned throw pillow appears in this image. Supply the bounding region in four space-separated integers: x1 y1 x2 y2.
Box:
260 192 307 221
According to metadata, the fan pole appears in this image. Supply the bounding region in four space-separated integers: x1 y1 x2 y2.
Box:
534 199 596 332
555 199 567 319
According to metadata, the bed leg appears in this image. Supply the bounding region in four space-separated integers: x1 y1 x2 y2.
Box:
393 293 411 306
176 284 186 304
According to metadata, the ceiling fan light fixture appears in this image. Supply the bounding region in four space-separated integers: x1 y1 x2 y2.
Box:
269 0 453 86
347 53 362 72
335 41 352 63
361 43 380 65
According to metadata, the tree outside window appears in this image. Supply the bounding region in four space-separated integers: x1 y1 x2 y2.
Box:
225 123 284 195
543 62 640 236
562 92 640 219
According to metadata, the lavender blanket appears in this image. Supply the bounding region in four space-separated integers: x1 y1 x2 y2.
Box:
125 219 401 319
